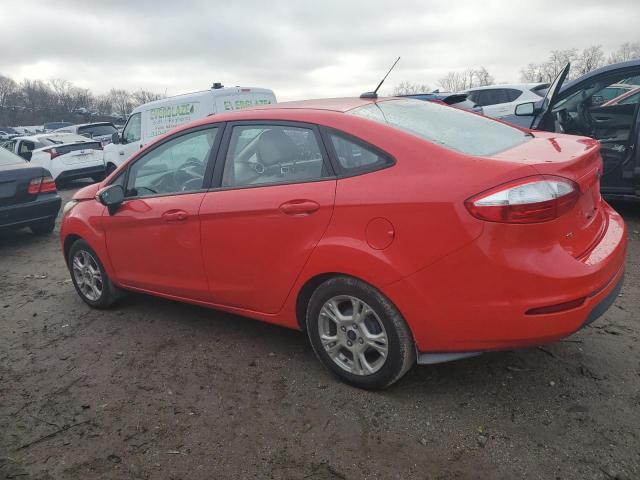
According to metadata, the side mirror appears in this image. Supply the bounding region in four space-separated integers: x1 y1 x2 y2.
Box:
111 132 120 144
515 102 536 116
96 184 124 215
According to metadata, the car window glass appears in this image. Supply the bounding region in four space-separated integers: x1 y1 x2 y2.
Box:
329 133 389 172
351 99 529 156
126 127 217 197
620 91 640 105
222 125 329 188
79 124 117 137
123 113 142 143
504 88 522 102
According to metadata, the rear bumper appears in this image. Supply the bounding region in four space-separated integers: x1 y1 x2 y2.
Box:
56 165 105 182
0 194 61 229
383 202 627 353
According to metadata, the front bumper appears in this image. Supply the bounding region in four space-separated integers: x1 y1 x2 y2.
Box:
383 202 627 353
0 194 61 229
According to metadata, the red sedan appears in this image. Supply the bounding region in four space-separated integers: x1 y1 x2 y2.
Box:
60 97 626 389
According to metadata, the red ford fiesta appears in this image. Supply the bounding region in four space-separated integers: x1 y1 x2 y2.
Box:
60 97 626 389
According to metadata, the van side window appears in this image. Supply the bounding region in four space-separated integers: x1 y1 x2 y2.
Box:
123 113 142 144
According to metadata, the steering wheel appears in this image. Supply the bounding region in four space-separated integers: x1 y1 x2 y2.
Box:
173 157 205 191
576 102 595 135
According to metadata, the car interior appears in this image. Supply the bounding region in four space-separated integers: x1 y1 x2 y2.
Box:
551 70 640 176
222 127 328 187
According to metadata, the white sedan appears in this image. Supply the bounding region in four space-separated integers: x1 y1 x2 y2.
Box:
463 83 548 119
1 133 105 183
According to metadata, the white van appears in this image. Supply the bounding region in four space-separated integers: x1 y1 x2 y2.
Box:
103 84 276 174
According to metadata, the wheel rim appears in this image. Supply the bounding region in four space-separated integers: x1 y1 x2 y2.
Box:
317 295 388 376
72 250 103 301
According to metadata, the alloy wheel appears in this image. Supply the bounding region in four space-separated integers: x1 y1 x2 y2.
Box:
72 250 103 301
317 295 389 376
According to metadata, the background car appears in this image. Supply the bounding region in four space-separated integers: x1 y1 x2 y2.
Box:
0 144 61 235
510 59 640 200
55 121 119 146
2 132 105 184
43 121 74 132
463 83 548 118
61 97 625 389
398 91 483 113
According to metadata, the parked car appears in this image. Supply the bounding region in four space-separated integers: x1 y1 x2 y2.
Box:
399 91 483 114
0 144 61 234
55 122 118 146
2 133 105 183
60 97 625 389
0 127 19 140
103 83 277 175
463 83 549 118
510 59 640 200
43 121 74 132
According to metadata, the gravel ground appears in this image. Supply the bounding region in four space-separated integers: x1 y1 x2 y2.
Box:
1 181 639 480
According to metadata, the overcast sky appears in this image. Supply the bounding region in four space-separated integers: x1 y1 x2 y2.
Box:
1 0 638 101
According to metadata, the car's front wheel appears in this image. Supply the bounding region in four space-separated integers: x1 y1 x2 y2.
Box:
68 239 121 309
306 276 416 389
30 218 55 235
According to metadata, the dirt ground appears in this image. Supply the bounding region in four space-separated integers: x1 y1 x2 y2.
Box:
1 180 639 480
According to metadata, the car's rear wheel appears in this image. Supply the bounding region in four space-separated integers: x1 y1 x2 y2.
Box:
306 276 415 389
30 218 55 235
68 239 121 309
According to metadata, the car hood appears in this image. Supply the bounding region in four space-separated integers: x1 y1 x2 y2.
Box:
72 182 102 200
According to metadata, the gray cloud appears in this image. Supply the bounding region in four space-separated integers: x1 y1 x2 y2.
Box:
1 0 638 100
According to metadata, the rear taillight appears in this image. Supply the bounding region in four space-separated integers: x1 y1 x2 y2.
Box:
44 147 62 159
28 175 56 194
465 175 579 224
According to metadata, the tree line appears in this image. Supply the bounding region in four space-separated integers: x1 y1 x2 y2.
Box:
0 76 164 127
393 41 640 95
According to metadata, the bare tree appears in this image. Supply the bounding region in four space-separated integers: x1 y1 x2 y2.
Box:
575 45 605 76
0 75 18 124
131 89 165 107
438 67 495 91
108 88 133 119
391 81 431 96
608 41 640 64
93 94 114 116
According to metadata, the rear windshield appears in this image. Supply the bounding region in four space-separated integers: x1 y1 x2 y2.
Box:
78 124 117 137
350 99 529 156
0 146 24 166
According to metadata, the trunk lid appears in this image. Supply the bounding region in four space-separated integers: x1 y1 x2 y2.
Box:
491 132 605 259
0 162 49 207
44 141 103 166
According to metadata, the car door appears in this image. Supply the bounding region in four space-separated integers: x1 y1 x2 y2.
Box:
199 121 337 314
113 112 142 165
102 125 222 300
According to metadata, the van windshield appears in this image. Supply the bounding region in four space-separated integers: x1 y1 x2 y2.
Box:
350 99 529 156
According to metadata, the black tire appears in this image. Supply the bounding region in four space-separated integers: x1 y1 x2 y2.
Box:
67 239 122 309
105 163 117 176
91 174 105 183
306 276 416 390
30 218 55 235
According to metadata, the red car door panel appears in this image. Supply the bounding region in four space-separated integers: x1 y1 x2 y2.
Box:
199 180 336 313
103 193 210 299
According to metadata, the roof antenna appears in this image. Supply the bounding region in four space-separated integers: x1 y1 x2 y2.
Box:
360 57 401 99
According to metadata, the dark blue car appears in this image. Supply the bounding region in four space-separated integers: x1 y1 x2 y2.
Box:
505 60 640 200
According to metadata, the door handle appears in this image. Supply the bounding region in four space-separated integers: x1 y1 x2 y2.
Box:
162 210 188 222
119 151 124 155
279 200 320 215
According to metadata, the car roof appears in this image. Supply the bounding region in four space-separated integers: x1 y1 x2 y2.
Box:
250 97 384 113
72 122 115 128
561 59 640 92
465 83 547 92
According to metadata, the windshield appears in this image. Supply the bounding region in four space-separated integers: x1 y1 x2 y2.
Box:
350 99 529 156
0 146 25 166
78 124 117 137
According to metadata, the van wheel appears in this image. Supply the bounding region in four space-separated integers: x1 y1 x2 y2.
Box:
68 239 122 309
306 276 415 389
105 163 117 176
